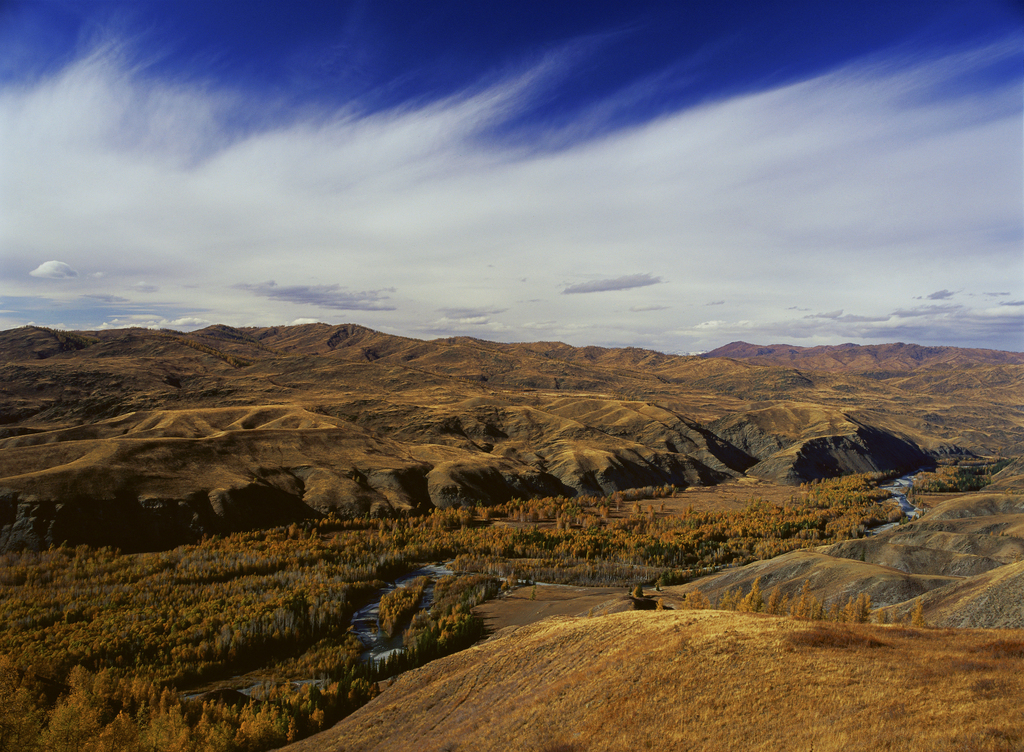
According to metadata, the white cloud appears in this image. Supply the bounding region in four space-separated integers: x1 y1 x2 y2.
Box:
1 35 1020 351
96 315 211 331
29 260 78 278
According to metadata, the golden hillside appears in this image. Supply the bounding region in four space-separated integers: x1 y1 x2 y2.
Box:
284 609 1024 752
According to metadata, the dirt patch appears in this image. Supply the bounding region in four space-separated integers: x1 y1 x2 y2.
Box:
474 584 626 633
663 477 805 514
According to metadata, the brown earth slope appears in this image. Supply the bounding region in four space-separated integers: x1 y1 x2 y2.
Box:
1 324 1021 552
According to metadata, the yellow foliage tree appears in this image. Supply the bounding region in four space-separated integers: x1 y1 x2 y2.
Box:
0 655 42 752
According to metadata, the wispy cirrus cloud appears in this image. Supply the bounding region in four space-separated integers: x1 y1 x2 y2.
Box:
0 30 1019 350
436 306 507 319
805 310 889 323
83 293 130 304
889 304 963 318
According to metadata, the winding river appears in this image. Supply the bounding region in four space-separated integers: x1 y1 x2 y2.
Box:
350 563 454 663
186 562 455 700
868 470 924 535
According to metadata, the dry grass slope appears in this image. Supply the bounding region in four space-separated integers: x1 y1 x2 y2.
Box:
283 609 1024 752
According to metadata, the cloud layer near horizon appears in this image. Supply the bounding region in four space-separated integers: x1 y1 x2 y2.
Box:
1 36 1021 351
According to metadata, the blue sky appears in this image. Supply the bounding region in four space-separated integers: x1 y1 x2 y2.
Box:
1 1 1022 351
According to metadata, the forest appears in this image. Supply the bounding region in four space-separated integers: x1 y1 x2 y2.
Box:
0 473 906 750
912 458 1012 493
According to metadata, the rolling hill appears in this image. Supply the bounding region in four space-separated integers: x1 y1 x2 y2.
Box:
1 324 1021 552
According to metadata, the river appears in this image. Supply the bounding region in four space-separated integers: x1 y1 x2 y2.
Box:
184 562 455 701
350 562 454 663
868 470 924 535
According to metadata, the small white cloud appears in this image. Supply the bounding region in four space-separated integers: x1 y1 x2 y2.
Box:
161 317 209 328
133 281 159 293
290 317 323 325
29 260 78 278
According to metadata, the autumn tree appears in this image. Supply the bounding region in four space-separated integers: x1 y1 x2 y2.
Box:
791 580 813 621
738 578 764 613
0 655 41 752
911 599 927 628
40 666 103 752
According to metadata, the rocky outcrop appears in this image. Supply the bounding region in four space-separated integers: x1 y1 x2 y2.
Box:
723 412 931 484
